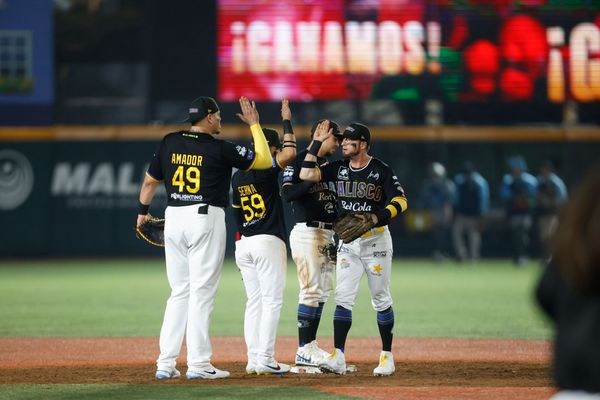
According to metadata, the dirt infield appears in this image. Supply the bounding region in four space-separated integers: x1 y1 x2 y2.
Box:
0 337 554 399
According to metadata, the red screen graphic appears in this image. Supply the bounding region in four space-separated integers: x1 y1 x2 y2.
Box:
218 0 600 103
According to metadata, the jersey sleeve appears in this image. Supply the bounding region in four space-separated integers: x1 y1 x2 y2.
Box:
374 165 407 225
230 171 242 208
318 160 343 182
146 139 165 182
282 161 297 186
383 167 408 216
221 140 256 171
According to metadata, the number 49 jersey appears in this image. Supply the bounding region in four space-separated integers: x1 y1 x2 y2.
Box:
147 130 256 208
231 160 287 242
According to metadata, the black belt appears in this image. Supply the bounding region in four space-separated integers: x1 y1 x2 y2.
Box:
306 221 333 230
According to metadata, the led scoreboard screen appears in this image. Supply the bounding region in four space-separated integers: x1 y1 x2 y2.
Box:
218 0 599 104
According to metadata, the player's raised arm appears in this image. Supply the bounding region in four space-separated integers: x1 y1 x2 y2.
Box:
275 98 297 168
237 96 272 170
299 120 332 182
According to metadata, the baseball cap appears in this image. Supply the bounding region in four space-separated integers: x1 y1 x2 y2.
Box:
310 119 342 139
184 96 220 124
262 128 281 149
343 122 371 145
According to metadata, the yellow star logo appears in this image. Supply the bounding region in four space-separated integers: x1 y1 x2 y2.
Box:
373 264 382 273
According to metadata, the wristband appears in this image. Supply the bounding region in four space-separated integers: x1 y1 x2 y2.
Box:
282 119 294 134
374 208 391 226
138 201 150 215
301 160 317 169
308 140 322 156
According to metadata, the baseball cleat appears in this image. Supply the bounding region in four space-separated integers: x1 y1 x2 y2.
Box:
245 361 257 375
319 348 346 375
295 340 328 367
373 351 395 376
186 366 230 380
155 368 181 380
255 361 291 375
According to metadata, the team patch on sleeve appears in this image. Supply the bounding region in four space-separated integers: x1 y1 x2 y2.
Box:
282 165 295 184
236 145 247 157
235 145 255 160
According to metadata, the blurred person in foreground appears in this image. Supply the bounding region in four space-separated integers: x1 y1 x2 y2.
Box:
500 155 537 266
536 160 568 258
535 164 600 399
417 162 455 263
452 161 490 264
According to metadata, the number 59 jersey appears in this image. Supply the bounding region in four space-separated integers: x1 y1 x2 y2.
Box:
147 131 256 208
231 161 287 242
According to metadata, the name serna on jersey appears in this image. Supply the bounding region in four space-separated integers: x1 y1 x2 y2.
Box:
320 158 405 213
231 161 287 241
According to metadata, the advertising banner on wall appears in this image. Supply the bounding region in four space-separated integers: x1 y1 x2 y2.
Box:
0 142 165 257
218 0 600 105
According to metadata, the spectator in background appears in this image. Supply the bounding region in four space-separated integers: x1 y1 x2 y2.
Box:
452 161 490 264
500 155 538 266
535 164 600 399
417 162 455 262
536 160 568 258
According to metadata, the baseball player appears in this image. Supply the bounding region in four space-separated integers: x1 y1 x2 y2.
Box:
137 96 273 380
300 121 407 376
232 99 297 375
281 120 342 369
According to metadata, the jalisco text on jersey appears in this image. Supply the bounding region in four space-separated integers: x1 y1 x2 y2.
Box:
171 153 203 167
310 181 383 201
336 181 383 201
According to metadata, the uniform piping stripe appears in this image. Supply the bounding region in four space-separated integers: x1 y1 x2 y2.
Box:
392 196 408 212
316 303 324 318
145 171 162 182
298 305 317 318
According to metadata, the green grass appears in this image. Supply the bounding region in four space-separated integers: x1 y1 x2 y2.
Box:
0 258 552 339
0 385 359 400
0 259 551 399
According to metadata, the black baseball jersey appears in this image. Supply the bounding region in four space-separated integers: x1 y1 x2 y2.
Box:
282 149 338 223
231 158 287 241
319 157 405 223
147 130 256 208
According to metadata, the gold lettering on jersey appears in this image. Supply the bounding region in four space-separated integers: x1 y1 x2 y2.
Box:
171 153 203 167
238 184 258 197
336 181 382 201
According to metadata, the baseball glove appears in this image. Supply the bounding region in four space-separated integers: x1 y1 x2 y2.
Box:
136 218 165 247
320 243 338 263
333 212 375 244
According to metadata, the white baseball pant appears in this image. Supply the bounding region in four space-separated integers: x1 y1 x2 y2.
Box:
335 227 394 312
289 223 335 308
156 204 226 371
235 234 287 365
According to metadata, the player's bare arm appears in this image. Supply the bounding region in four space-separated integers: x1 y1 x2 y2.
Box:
237 96 272 170
136 175 160 226
299 120 332 182
276 98 297 168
